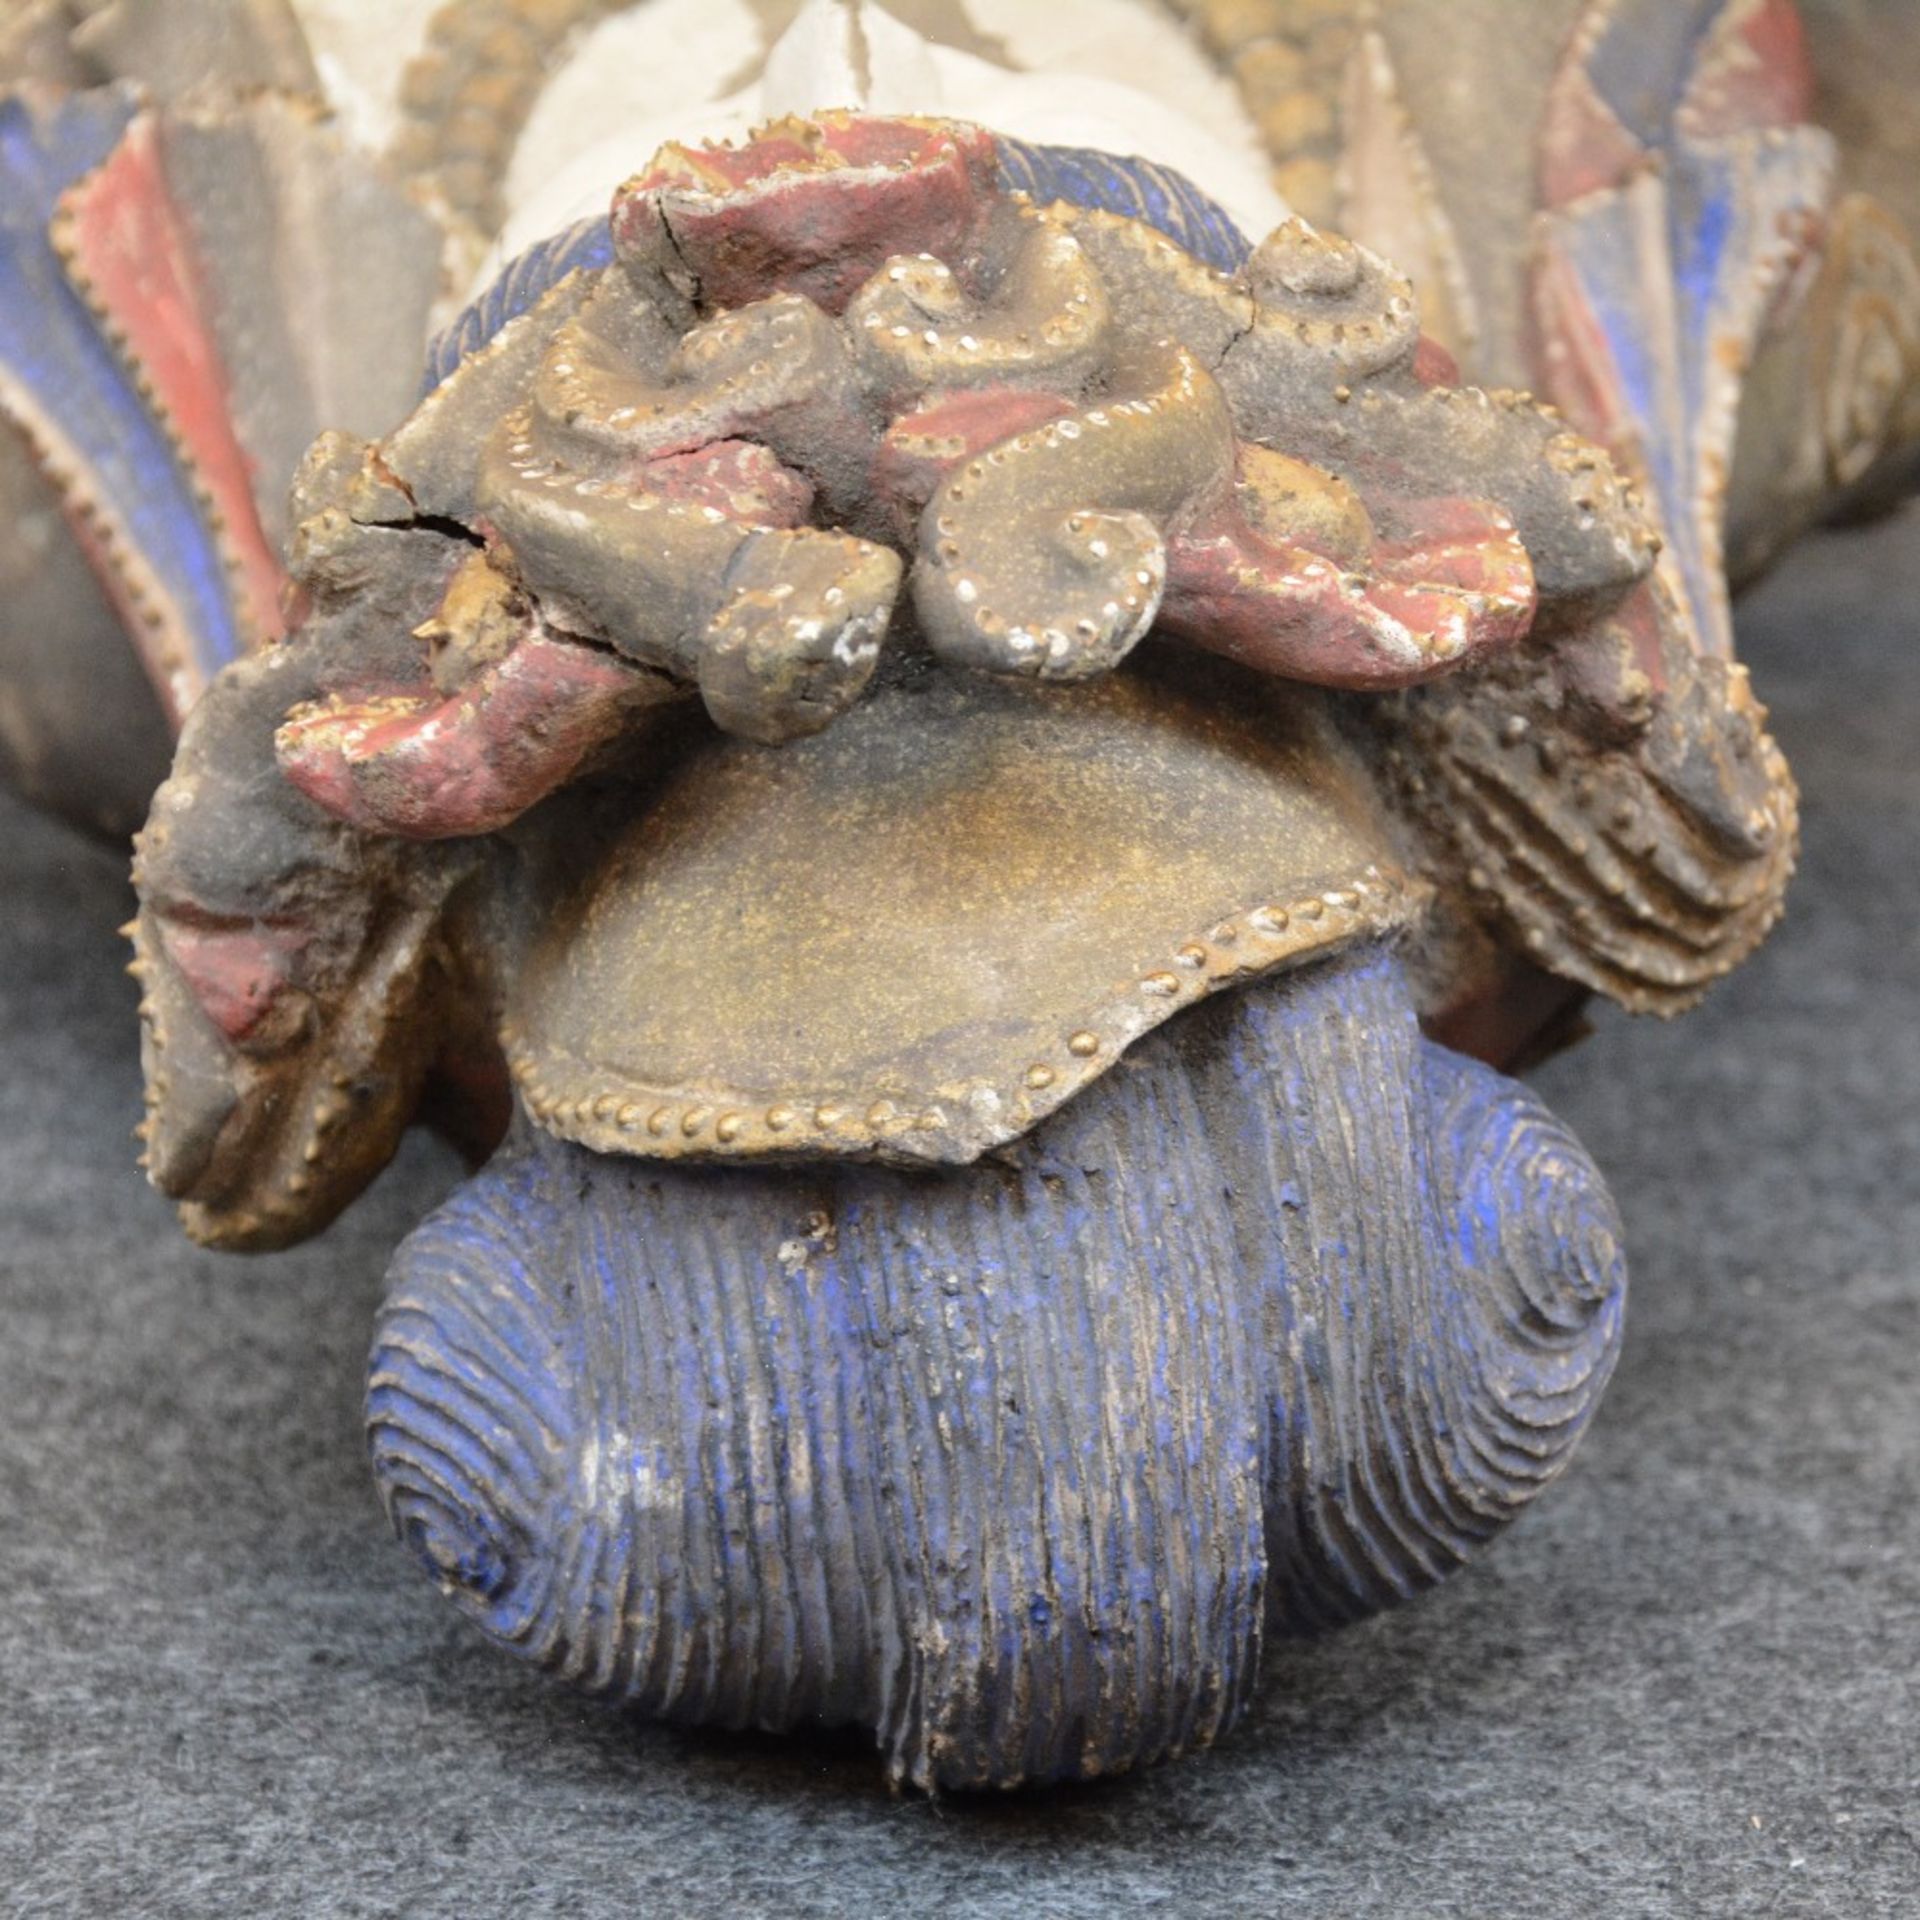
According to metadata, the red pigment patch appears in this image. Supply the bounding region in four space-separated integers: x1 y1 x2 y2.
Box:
614 115 1000 315
1412 336 1460 388
628 116 988 194
1530 237 1635 453
155 919 305 1044
58 113 286 651
1373 495 1537 603
1567 575 1671 702
1538 66 1647 208
1162 494 1533 690
632 440 814 527
873 386 1077 523
1679 0 1814 140
277 634 653 840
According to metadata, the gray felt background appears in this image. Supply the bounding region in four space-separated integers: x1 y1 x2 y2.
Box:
2 513 1915 1919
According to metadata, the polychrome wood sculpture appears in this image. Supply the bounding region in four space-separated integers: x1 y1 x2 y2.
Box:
6 0 1918 1788
0 0 445 833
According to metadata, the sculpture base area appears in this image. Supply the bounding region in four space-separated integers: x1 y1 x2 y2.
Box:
369 948 1625 1790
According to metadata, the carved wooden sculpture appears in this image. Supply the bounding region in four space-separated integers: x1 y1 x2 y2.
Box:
122 106 1714 1787
6 0 1919 1789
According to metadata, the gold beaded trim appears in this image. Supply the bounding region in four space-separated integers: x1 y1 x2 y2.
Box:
502 862 1428 1166
1157 0 1356 226
0 375 200 724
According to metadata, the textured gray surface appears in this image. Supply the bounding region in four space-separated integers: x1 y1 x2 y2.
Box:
2 514 1916 1918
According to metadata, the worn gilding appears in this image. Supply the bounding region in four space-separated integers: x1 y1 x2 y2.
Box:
505 657 1421 1166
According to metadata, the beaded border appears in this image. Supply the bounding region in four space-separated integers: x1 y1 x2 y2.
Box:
502 861 1428 1166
